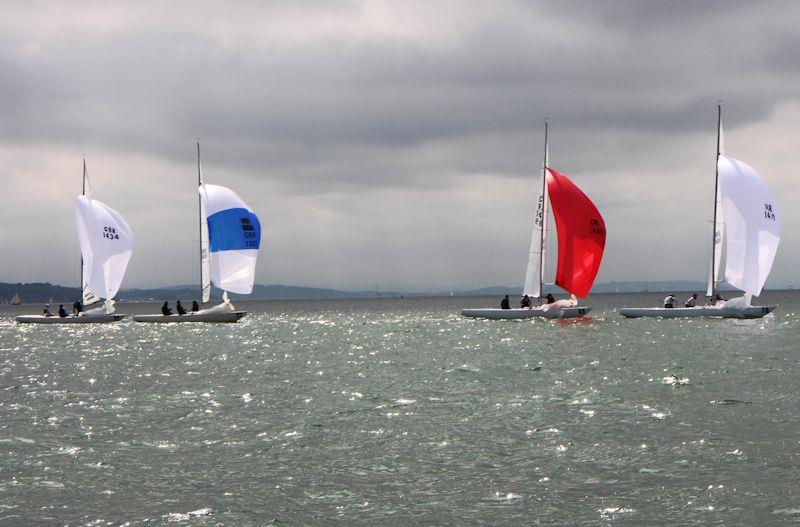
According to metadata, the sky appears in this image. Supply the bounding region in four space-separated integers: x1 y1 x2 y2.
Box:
1 0 799 292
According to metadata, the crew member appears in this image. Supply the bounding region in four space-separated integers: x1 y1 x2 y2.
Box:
500 295 510 309
43 304 53 317
73 299 82 315
685 293 698 307
520 295 531 308
191 300 200 312
58 304 67 317
161 301 172 316
176 300 186 315
663 293 678 308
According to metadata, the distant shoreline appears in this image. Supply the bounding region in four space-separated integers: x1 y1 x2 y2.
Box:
0 280 792 304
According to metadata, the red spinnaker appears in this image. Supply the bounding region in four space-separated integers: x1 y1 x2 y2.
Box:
546 168 606 298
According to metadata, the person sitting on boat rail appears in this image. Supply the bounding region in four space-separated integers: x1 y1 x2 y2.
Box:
58 304 67 318
191 300 199 312
545 293 556 304
685 293 698 307
663 294 678 308
43 303 53 317
500 295 510 309
715 293 725 303
520 295 531 308
72 299 82 315
161 301 172 316
176 300 186 315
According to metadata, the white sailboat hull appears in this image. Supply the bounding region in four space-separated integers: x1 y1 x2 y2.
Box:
619 306 775 319
461 307 591 320
15 314 125 324
132 311 247 323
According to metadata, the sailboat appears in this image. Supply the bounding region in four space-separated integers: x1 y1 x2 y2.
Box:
462 121 607 319
16 160 133 324
10 293 21 305
133 143 261 323
620 103 780 319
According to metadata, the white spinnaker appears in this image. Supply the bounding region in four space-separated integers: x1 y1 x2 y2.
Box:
717 155 780 298
74 196 134 301
199 183 260 295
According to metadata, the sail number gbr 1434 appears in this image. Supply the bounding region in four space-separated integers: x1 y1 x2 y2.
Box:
102 226 120 240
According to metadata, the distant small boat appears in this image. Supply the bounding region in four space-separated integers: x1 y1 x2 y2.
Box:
462 120 606 320
10 293 21 305
16 160 133 324
133 143 261 323
620 103 780 319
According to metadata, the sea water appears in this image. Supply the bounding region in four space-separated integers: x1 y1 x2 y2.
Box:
1 292 799 525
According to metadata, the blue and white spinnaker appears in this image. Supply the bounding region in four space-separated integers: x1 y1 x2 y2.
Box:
199 183 261 303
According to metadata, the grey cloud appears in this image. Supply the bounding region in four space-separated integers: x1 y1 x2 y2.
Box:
0 0 798 291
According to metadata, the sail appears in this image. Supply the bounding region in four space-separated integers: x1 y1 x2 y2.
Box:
717 155 780 297
83 286 100 306
74 196 134 301
522 187 546 298
546 168 606 298
706 181 725 297
200 196 212 303
198 184 261 295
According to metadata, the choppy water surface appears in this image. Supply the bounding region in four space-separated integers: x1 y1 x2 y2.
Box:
1 292 799 525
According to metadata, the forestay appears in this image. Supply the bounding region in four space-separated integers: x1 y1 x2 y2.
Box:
74 196 134 301
199 184 261 297
717 155 780 298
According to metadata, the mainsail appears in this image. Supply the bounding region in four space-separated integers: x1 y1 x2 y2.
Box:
523 133 549 299
74 194 134 302
717 155 780 298
546 168 606 298
706 180 725 298
198 184 261 297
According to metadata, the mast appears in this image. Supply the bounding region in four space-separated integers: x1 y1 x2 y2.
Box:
197 141 204 303
538 119 550 301
708 103 722 303
80 159 86 299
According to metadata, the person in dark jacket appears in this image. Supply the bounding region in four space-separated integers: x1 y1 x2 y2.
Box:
176 301 186 315
58 304 67 317
500 295 510 309
73 300 82 315
520 295 531 308
545 293 556 304
191 300 200 312
161 301 172 316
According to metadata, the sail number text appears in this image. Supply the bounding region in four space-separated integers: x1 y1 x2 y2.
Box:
240 216 259 248
534 195 544 228
764 203 776 221
589 218 605 236
102 226 120 240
